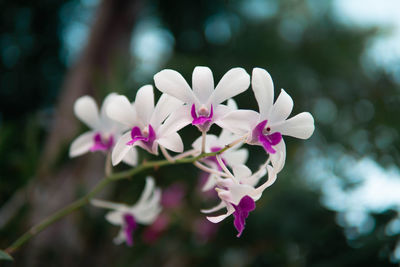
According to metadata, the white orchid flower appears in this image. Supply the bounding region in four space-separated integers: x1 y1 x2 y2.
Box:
202 163 278 237
69 93 138 166
219 68 315 173
153 66 250 132
192 100 248 191
107 85 185 166
91 177 162 246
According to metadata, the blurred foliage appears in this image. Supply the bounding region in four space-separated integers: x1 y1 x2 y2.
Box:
1 0 399 266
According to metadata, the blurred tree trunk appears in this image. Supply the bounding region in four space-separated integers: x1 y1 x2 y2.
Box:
17 0 143 264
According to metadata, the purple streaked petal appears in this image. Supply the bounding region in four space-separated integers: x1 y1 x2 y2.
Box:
90 133 114 152
191 104 198 120
232 195 255 237
130 127 142 139
123 214 137 246
191 104 214 131
192 116 212 125
268 132 282 146
126 136 146 145
209 104 213 118
147 124 156 143
253 120 267 137
259 135 276 154
94 133 102 143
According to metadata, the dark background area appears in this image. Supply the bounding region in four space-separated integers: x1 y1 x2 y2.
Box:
1 0 399 266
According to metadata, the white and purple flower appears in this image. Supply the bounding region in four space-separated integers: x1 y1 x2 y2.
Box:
153 66 250 132
69 93 138 166
192 107 249 191
219 67 315 173
106 85 185 166
91 177 162 246
202 164 277 237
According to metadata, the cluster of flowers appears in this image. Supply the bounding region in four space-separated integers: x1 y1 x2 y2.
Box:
70 67 315 245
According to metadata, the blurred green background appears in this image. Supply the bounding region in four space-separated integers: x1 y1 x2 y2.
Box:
1 0 400 266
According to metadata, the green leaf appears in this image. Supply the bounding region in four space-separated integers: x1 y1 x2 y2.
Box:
0 250 13 261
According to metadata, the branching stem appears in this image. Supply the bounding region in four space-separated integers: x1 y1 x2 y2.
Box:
4 148 231 254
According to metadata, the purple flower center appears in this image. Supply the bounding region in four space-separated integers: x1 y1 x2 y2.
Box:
123 213 137 246
191 104 213 131
90 133 114 152
252 120 282 154
205 147 227 171
232 195 256 237
126 124 156 149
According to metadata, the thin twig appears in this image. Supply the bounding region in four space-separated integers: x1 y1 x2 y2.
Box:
194 161 229 177
216 155 234 179
160 145 174 162
173 149 197 160
201 131 207 153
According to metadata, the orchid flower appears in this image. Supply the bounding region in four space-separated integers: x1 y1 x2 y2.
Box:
153 66 250 132
192 105 249 191
106 85 185 166
219 68 315 173
91 177 162 246
69 93 138 166
202 163 277 237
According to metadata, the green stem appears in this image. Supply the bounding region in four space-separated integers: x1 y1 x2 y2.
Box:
5 148 229 254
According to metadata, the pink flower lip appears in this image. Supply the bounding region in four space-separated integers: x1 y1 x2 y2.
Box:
191 104 213 126
90 133 114 152
252 120 282 154
123 213 137 246
126 124 156 148
232 195 256 237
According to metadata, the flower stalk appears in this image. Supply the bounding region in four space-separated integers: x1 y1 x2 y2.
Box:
4 148 232 255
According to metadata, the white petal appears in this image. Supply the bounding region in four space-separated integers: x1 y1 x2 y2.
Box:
206 204 235 223
107 95 137 126
212 104 232 123
226 98 238 110
150 93 183 127
201 201 226 213
269 89 293 123
192 66 214 103
121 147 138 166
111 132 132 166
135 85 154 126
243 164 267 187
157 132 184 153
224 148 248 166
69 131 95 157
216 110 259 135
105 210 124 225
136 177 155 206
154 69 196 103
253 165 278 195
270 140 286 173
201 173 218 191
158 105 192 136
218 183 254 205
232 164 252 178
99 93 119 121
209 68 250 105
252 68 274 119
113 229 126 244
74 95 100 129
274 112 315 139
